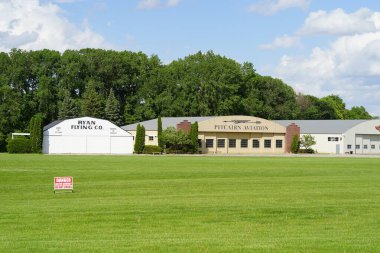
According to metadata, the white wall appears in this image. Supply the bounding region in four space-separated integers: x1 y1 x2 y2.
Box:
43 117 133 154
344 120 380 154
301 134 344 154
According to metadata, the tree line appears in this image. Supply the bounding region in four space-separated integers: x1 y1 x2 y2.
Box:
0 48 373 151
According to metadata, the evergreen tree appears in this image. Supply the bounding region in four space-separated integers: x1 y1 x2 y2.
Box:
29 114 43 153
157 116 163 149
134 124 141 154
291 134 299 154
29 117 36 152
134 124 145 154
190 122 198 153
81 79 105 118
105 88 122 125
140 125 146 154
58 90 79 119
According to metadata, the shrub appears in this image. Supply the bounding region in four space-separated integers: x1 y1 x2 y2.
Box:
291 134 299 154
143 145 162 154
298 148 315 154
7 137 32 153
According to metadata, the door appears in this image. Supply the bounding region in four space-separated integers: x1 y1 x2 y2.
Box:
336 144 340 154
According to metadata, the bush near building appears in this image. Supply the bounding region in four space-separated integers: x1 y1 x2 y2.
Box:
7 137 32 153
143 145 162 154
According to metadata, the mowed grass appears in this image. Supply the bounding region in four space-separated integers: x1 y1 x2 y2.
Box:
1 155 380 253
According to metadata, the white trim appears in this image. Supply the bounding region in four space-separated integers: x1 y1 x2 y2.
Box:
12 133 30 139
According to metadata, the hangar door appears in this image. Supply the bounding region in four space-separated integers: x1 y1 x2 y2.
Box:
355 134 380 154
44 136 132 154
111 136 133 154
43 136 87 154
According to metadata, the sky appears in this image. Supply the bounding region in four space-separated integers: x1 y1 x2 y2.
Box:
1 0 380 116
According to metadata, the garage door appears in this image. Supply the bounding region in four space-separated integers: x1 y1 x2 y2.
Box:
356 134 380 154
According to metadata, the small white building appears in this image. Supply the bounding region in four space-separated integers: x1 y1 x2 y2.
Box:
43 117 133 154
277 120 380 154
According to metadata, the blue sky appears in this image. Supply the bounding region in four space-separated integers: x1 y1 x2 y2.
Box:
1 0 380 116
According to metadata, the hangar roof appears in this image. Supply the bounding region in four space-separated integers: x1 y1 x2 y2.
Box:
122 117 211 131
43 120 64 131
120 117 370 134
275 120 367 134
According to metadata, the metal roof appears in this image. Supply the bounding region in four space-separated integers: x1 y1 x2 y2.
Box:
275 120 367 134
43 119 64 131
122 117 212 131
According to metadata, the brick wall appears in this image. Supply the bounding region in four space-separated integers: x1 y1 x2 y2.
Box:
176 120 191 134
285 123 300 153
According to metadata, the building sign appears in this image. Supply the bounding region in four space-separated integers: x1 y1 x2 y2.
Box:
54 176 73 192
215 119 269 131
376 125 380 132
198 116 286 133
71 120 103 130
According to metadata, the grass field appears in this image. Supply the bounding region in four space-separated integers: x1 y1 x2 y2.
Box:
1 154 380 252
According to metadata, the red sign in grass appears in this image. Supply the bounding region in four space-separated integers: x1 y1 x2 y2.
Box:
54 176 73 192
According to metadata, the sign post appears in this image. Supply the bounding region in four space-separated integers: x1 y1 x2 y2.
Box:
54 176 73 193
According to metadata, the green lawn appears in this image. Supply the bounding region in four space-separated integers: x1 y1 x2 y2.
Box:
1 154 380 252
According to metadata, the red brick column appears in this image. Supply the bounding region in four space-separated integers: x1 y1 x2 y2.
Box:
285 123 300 153
176 120 191 134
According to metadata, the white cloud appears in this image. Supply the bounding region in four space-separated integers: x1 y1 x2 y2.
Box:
249 0 310 15
273 9 380 116
137 0 181 10
166 0 181 7
299 8 379 36
0 0 110 52
54 0 79 3
260 34 300 50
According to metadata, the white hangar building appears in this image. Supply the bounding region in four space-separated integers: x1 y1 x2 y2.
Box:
43 117 133 154
276 120 380 154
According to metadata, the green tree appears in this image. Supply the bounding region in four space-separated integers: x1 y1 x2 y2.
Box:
81 79 105 118
29 114 43 153
134 124 141 154
105 88 122 125
134 124 145 154
190 122 199 153
297 94 337 119
346 106 372 119
140 125 146 153
157 116 164 149
291 134 299 154
162 127 192 153
300 134 316 151
321 95 346 119
58 90 79 119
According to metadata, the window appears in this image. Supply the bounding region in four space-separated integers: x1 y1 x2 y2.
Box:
356 145 360 149
264 139 271 148
276 140 283 148
371 145 375 149
148 136 154 141
252 139 260 148
229 139 236 148
241 139 248 148
328 137 339 142
347 145 352 150
364 145 368 149
206 139 214 148
198 139 202 148
217 139 225 148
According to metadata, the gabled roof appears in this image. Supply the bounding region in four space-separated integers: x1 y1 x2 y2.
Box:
122 117 212 131
275 120 367 134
